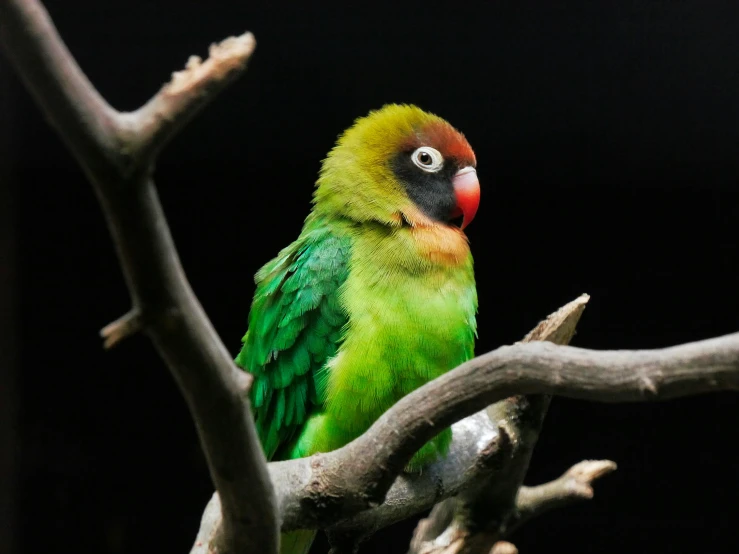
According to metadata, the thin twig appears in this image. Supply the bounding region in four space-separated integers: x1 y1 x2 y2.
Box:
121 33 256 167
6 4 739 554
513 460 617 530
100 309 143 349
405 461 617 554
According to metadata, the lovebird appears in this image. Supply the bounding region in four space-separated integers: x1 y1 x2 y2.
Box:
235 104 480 554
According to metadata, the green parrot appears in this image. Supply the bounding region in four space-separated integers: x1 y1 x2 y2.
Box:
235 104 480 554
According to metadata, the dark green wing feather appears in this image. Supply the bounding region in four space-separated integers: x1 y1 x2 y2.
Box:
235 222 350 459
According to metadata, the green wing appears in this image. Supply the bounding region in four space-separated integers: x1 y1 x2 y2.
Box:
235 222 350 460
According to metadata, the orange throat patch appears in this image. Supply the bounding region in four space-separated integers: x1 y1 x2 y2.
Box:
402 206 471 266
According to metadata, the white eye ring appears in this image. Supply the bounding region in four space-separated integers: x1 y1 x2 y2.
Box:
411 146 444 173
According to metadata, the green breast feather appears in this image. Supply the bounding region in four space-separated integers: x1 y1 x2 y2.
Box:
235 218 350 460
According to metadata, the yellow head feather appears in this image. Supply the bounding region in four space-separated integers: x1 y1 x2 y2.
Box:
313 104 450 226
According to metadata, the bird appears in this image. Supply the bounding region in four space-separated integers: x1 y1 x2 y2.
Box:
235 103 480 554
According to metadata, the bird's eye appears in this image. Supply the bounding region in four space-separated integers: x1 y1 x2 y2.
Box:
411 147 444 173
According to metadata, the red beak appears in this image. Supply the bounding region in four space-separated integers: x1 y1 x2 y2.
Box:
451 166 480 230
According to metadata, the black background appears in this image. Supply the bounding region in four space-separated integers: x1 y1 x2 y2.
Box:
3 1 739 553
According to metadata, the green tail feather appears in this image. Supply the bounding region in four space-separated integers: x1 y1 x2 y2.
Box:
281 529 316 554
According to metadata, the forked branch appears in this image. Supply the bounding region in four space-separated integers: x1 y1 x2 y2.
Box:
0 2 271 553
277 327 739 535
193 297 739 551
4 3 739 554
408 296 590 554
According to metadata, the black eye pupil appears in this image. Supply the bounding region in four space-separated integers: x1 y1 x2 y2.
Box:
419 152 432 165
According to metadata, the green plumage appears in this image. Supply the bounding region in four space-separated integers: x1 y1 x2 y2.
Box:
235 104 479 554
235 219 350 459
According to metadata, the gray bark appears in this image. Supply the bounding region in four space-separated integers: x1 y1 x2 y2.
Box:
3 5 738 554
0 3 273 552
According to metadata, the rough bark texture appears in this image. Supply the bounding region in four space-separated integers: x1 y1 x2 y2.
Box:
408 296 589 554
512 460 618 530
405 461 616 554
4 4 739 554
0 3 274 553
278 326 739 537
193 296 739 551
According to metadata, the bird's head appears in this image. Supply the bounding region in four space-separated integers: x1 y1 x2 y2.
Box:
314 104 480 231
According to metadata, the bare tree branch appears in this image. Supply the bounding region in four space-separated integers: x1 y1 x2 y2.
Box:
325 413 512 551
490 542 518 554
512 459 617 530
120 32 256 167
5 4 739 554
341 326 739 514
194 298 591 551
398 328 739 552
0 3 273 553
406 460 616 554
470 294 591 516
189 411 510 554
100 309 143 349
279 323 739 533
407 528 521 554
192 292 739 551
285 297 590 538
408 296 589 554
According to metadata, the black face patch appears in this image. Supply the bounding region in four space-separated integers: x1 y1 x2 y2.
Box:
391 151 460 225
